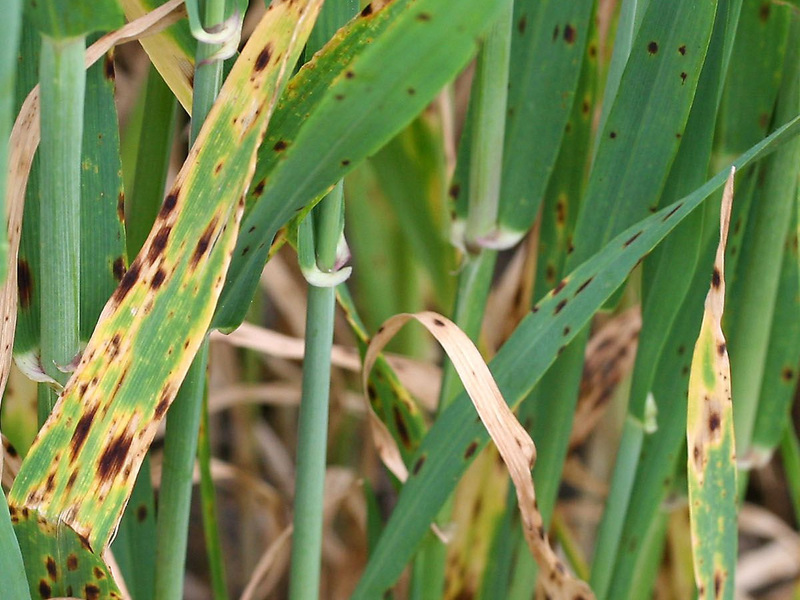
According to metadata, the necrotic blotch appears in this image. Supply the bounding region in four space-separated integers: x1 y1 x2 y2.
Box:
97 430 134 483
255 44 273 71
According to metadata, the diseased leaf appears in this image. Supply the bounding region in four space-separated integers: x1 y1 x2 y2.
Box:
686 169 737 600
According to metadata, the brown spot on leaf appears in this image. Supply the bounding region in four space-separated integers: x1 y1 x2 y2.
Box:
717 342 726 356
154 386 172 420
151 268 166 290
624 231 642 247
112 257 126 281
273 140 287 152
417 12 431 21
345 70 355 79
67 554 78 571
553 279 567 295
759 2 771 21
648 41 658 54
17 260 32 308
148 226 172 262
782 367 794 382
39 580 52 598
70 405 99 461
255 44 272 71
46 556 57 580
93 567 105 580
711 268 721 288
679 45 687 55
360 4 373 16
610 131 617 139
136 504 148 522
104 54 115 80
393 406 411 449
85 584 101 600
412 454 426 475
575 277 593 295
464 441 478 459
555 299 567 314
564 24 576 43
117 191 125 223
159 191 178 217
709 412 721 432
448 183 460 199
97 430 134 483
191 218 218 267
113 259 140 304
518 15 527 34
680 72 687 84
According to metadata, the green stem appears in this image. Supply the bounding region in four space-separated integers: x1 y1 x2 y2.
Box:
153 338 210 600
38 34 84 412
191 0 227 145
463 0 513 249
199 392 230 600
289 184 343 600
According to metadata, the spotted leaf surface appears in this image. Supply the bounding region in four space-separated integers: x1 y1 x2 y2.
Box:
687 170 737 600
8 0 322 594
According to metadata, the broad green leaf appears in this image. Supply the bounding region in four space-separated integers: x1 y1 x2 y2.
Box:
25 0 124 38
8 1 322 595
351 115 800 598
214 0 507 330
686 171 737 600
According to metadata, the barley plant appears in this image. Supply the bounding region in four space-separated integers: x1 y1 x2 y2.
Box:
1 0 800 598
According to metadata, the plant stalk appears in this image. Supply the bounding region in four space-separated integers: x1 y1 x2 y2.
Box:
153 338 209 600
289 182 344 600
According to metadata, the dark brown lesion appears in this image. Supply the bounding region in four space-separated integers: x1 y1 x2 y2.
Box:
96 429 135 485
